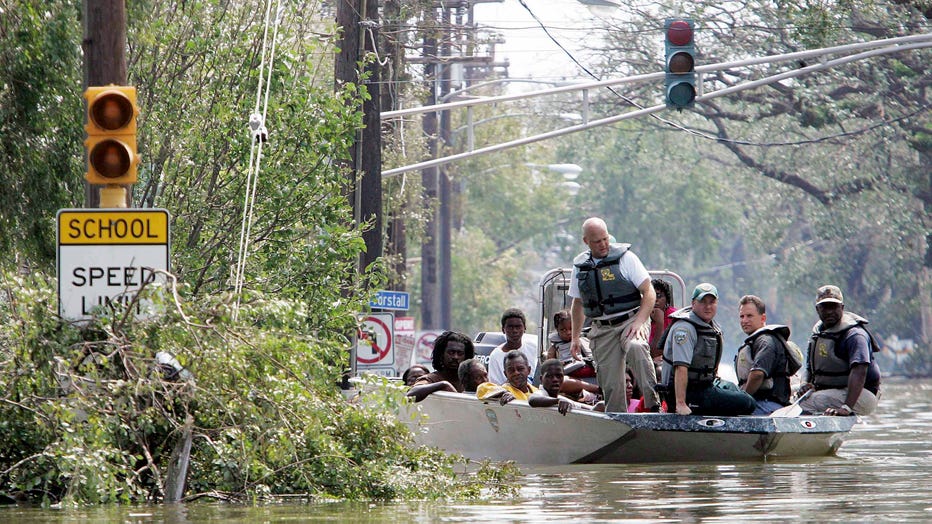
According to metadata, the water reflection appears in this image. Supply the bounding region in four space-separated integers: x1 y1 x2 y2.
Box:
3 379 931 522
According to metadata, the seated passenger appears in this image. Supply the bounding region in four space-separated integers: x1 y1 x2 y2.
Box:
736 295 795 415
407 331 474 402
625 368 667 412
659 283 755 416
477 350 539 405
402 364 430 386
487 308 538 385
547 309 595 378
626 369 640 413
650 278 677 362
457 358 488 393
558 372 602 406
529 359 591 415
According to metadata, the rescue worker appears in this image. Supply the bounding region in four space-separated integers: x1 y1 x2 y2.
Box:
798 285 882 416
568 217 660 413
660 283 755 416
736 295 797 415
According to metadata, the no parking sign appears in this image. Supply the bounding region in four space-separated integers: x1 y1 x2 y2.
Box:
356 312 395 373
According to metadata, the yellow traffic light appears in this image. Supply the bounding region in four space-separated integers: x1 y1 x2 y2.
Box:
84 86 139 185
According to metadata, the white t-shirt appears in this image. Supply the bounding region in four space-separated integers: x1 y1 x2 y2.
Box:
568 248 650 319
488 341 539 386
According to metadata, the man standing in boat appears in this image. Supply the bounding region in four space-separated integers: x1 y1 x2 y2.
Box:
798 285 882 416
660 283 756 416
736 295 797 415
569 217 660 413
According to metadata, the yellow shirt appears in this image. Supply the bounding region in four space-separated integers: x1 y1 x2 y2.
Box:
476 382 538 401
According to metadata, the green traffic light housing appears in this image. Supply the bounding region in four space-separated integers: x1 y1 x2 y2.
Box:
664 18 696 109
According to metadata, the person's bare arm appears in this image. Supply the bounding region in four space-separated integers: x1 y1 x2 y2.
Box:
559 376 600 396
405 381 456 402
827 364 868 416
570 298 585 359
742 370 766 395
529 394 575 415
674 365 691 415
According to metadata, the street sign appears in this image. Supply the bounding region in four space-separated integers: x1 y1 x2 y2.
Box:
57 208 170 321
356 312 395 369
370 290 409 311
393 316 416 375
414 330 444 368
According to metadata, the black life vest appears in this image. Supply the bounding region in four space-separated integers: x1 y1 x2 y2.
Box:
808 312 877 389
573 243 642 318
661 309 723 386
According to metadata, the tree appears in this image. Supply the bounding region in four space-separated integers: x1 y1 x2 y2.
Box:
588 0 931 351
0 2 84 267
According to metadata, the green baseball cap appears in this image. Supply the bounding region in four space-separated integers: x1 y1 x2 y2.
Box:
692 282 718 301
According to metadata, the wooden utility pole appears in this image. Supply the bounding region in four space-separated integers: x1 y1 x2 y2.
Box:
382 0 407 291
438 6 453 329
82 0 129 208
336 0 383 281
420 13 441 329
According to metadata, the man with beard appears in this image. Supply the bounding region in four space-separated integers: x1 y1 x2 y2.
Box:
406 331 474 402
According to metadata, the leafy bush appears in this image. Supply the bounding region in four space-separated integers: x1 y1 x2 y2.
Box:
0 271 517 505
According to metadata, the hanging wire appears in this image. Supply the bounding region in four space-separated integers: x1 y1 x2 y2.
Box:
233 0 284 319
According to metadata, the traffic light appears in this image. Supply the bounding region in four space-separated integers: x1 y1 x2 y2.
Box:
84 86 139 185
664 18 696 109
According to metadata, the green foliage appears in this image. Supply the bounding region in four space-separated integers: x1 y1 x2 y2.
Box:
0 270 518 505
0 1 84 267
0 0 522 505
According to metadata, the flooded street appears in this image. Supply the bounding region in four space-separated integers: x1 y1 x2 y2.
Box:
5 378 930 522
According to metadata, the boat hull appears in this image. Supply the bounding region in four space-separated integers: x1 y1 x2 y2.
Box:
400 392 856 464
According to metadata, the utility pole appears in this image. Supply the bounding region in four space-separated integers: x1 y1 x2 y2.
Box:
417 1 504 329
335 0 383 282
420 9 441 329
382 0 407 291
82 0 130 208
438 6 454 329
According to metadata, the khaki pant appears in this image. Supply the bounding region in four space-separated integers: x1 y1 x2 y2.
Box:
589 316 659 412
799 387 879 415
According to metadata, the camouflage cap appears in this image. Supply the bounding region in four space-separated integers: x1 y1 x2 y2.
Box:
816 285 844 305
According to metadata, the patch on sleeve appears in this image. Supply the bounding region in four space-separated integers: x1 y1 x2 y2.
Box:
673 329 688 345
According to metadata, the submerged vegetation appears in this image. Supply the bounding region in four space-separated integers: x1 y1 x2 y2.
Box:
0 271 519 505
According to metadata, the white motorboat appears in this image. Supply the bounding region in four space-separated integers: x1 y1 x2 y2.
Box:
400 391 857 464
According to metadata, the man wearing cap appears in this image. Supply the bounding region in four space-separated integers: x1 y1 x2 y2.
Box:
660 283 756 416
798 285 882 416
569 217 660 413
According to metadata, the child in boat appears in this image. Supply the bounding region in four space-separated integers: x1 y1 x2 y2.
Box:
529 359 602 414
547 309 595 378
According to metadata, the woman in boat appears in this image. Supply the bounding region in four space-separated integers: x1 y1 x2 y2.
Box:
402 364 430 386
649 278 677 363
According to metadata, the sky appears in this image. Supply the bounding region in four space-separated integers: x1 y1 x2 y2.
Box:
471 0 622 83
